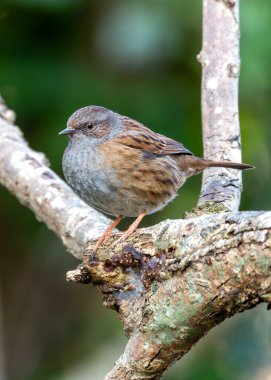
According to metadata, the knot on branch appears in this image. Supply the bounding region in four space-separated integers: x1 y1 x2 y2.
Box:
66 239 168 294
214 0 236 8
222 0 236 8
227 63 240 78
65 212 271 347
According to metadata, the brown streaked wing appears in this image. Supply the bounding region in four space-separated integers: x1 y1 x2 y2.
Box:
114 116 193 156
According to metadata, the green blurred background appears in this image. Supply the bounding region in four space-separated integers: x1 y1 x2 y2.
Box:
0 1 270 379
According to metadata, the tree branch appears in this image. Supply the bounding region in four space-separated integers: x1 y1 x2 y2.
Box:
0 1 269 373
69 211 271 380
0 97 110 260
0 95 270 379
198 0 242 211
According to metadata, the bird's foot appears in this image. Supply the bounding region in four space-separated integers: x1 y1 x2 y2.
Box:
110 211 146 249
91 215 124 259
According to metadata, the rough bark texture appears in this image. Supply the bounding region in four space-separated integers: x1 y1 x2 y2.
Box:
0 97 270 380
0 1 269 378
198 0 242 211
71 212 270 380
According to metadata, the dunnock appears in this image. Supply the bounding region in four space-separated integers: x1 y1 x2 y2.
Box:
59 106 253 251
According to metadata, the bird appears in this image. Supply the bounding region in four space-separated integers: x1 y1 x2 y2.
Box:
59 105 253 252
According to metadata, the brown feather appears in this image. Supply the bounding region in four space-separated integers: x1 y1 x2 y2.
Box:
113 116 193 156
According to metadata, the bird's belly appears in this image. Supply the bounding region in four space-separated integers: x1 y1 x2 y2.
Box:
62 145 186 217
62 146 137 216
64 164 179 217
63 160 119 215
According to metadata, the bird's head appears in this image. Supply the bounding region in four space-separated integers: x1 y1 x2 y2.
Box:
59 106 121 142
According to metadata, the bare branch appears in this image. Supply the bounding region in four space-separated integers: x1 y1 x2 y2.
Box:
0 94 270 380
198 0 242 211
101 211 271 380
0 95 270 379
0 97 110 260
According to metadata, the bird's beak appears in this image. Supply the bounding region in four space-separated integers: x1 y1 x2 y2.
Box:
58 127 76 136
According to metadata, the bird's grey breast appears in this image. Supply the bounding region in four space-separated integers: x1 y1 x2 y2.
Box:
62 139 118 212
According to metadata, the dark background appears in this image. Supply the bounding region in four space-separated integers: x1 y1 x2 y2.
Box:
0 1 270 379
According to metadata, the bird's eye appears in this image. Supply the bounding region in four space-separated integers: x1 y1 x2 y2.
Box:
87 124 94 130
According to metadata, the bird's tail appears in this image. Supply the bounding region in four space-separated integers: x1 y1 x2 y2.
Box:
180 156 254 176
204 159 254 170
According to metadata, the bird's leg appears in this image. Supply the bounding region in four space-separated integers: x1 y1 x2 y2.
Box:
93 215 123 254
111 211 146 248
